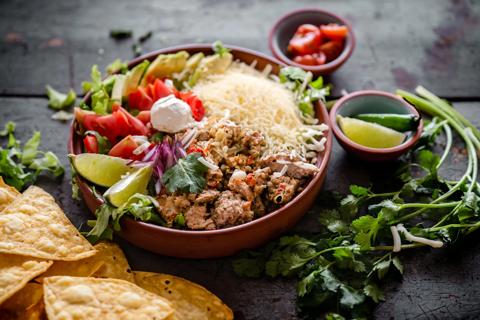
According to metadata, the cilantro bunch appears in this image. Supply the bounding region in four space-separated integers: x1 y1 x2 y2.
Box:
0 121 64 191
234 87 480 319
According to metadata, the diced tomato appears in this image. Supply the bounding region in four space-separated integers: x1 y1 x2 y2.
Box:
320 24 348 40
179 92 205 121
136 111 151 125
320 40 345 62
293 54 317 66
150 79 173 101
245 173 256 187
108 135 141 160
186 145 206 156
83 135 98 153
287 24 321 56
112 104 149 136
128 87 153 111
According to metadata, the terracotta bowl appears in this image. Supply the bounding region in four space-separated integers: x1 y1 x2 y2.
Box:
68 44 333 258
269 8 355 75
330 90 423 161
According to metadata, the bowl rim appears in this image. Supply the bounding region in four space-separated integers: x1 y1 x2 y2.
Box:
69 44 333 237
268 7 356 72
329 90 423 154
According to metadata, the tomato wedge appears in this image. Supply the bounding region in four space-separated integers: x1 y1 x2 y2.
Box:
136 111 151 125
83 135 98 153
148 79 173 101
179 92 205 121
320 24 348 40
320 40 345 62
128 87 153 111
287 24 321 55
108 135 140 160
112 104 149 136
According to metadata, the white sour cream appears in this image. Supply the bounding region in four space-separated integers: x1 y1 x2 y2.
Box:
150 95 194 133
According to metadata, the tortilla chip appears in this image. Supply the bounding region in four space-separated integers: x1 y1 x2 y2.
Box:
133 271 233 320
0 186 96 261
43 276 173 320
91 241 135 283
0 282 44 310
0 177 20 212
35 257 104 283
0 253 52 304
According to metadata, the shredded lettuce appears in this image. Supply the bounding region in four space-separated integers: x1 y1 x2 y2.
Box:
46 85 76 110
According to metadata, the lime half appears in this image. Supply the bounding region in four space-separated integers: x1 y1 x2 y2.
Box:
104 165 153 207
70 153 135 187
337 115 405 149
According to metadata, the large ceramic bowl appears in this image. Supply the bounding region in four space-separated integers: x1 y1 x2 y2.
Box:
68 44 333 258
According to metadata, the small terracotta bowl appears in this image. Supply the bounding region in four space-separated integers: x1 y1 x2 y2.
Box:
69 44 333 259
269 8 355 75
330 90 423 161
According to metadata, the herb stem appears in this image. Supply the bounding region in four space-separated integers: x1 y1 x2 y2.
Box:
368 191 399 198
436 123 452 170
427 222 480 232
399 201 460 210
371 243 426 251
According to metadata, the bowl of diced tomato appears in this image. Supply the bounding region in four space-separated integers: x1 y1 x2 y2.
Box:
269 8 355 75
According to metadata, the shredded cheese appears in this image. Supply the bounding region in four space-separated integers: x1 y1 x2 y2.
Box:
192 62 328 159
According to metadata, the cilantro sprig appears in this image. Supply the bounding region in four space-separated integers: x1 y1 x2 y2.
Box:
234 88 480 318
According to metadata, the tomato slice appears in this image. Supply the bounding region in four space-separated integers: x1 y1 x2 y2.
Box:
112 104 150 136
136 111 151 125
320 24 348 40
128 87 154 111
83 135 98 153
320 40 345 62
179 92 205 121
150 79 173 101
108 135 140 160
287 24 321 55
186 145 206 156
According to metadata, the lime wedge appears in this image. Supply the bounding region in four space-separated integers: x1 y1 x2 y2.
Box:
70 153 135 187
104 165 153 207
337 115 405 149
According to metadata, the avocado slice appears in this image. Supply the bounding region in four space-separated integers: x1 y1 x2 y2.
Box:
188 52 232 87
122 60 150 97
141 51 189 86
175 52 205 86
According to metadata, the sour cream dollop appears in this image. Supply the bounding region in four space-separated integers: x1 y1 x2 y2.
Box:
150 95 194 133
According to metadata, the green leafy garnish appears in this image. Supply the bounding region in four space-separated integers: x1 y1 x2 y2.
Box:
0 124 64 191
212 40 230 57
109 29 133 39
106 59 129 74
46 85 76 110
81 65 102 93
86 193 164 243
162 153 209 193
279 66 330 117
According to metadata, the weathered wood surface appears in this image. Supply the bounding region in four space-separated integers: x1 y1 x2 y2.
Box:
1 98 480 319
0 0 480 98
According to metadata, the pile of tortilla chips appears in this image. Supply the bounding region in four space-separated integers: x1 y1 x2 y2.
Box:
0 178 233 320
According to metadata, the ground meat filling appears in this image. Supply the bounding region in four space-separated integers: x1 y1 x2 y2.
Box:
157 119 319 230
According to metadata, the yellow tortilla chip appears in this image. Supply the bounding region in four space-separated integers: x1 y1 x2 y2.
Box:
91 241 135 283
35 257 104 283
0 253 52 304
0 282 44 310
0 177 20 212
133 271 233 320
0 186 96 261
43 276 173 320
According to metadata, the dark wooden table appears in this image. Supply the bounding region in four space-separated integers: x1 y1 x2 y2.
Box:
1 0 480 319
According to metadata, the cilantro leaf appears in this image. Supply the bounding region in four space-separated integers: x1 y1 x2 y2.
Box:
162 153 208 194
318 209 348 234
339 285 365 309
349 184 370 197
46 85 76 110
364 283 385 303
